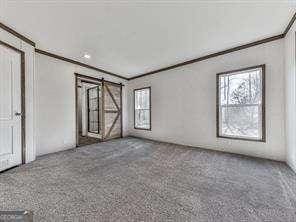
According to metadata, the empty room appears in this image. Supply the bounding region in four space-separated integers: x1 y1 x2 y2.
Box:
0 1 296 221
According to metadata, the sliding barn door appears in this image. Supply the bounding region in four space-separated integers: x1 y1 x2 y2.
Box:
102 82 122 140
0 44 22 171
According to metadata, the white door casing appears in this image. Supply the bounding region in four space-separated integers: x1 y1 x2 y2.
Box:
0 44 23 171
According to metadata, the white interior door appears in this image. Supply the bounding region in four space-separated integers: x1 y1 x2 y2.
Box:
0 44 22 171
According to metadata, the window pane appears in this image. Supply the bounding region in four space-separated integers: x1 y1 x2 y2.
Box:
218 67 264 140
135 109 150 129
220 70 262 105
220 105 261 139
134 88 150 129
135 88 150 109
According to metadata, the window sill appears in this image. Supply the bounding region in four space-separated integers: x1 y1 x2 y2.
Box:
217 135 266 142
134 127 151 131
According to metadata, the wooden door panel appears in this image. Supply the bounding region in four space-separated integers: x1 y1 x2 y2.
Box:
108 115 121 138
103 82 122 140
106 85 121 109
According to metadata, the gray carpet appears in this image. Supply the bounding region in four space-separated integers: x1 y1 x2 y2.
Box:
0 137 296 221
78 135 101 146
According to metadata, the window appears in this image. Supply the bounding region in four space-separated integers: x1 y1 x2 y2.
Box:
134 87 151 130
217 65 265 141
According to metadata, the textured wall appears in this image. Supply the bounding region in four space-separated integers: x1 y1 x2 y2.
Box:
285 21 296 172
127 40 286 161
35 54 128 156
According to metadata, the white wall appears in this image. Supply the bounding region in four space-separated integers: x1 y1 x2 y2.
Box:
285 22 296 172
35 53 128 156
0 28 36 163
127 39 286 161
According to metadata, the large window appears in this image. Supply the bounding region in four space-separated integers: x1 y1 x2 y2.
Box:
134 87 151 130
217 65 265 141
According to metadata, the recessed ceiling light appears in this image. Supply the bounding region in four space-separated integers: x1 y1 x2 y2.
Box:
83 53 91 59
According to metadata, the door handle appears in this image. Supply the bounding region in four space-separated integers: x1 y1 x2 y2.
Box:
15 112 22 116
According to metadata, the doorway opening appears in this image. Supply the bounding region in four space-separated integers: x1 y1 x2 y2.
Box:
75 73 123 147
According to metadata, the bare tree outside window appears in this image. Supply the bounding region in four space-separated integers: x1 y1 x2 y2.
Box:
134 87 151 130
217 65 265 141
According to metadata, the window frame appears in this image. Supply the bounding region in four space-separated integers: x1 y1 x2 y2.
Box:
216 64 266 142
134 86 151 131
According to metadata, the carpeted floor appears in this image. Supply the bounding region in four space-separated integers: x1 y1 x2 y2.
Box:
78 135 101 146
0 137 296 221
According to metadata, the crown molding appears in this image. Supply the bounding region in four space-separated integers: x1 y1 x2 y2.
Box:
283 11 296 37
0 22 35 47
1 10 295 81
0 21 127 80
35 49 128 80
128 12 296 81
128 34 283 80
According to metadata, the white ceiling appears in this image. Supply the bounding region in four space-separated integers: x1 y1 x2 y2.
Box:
0 1 295 78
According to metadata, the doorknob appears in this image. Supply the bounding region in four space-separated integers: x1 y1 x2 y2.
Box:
15 112 22 116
